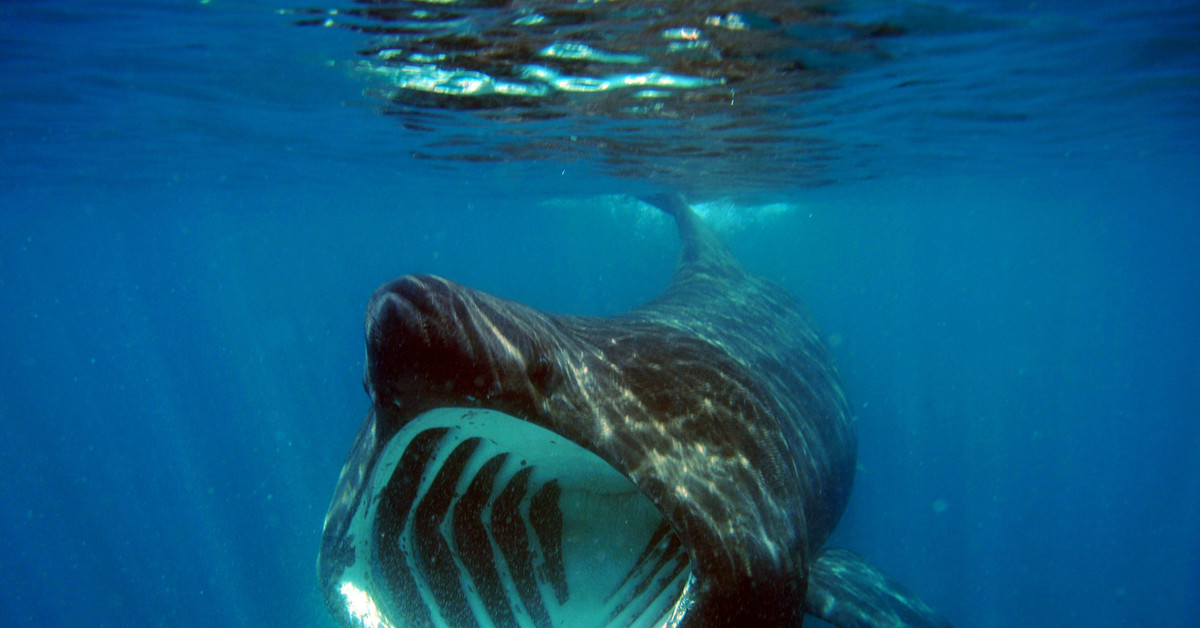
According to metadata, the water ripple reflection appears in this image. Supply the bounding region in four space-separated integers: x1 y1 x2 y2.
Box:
292 0 903 188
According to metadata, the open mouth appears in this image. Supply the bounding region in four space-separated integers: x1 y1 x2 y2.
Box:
332 408 694 628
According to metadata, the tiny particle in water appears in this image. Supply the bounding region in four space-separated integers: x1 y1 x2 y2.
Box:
932 499 948 514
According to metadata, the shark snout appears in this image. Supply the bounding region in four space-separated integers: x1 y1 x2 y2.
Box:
364 274 563 417
364 275 494 408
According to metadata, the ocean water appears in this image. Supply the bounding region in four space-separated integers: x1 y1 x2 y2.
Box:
1 0 1197 627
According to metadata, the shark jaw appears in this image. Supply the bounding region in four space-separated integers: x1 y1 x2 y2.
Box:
330 407 695 628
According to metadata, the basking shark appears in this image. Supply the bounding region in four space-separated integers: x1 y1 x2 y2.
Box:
318 195 952 627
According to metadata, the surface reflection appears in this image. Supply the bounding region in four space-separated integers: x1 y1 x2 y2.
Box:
293 0 902 187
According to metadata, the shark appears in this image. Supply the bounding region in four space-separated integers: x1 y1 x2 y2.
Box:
317 194 952 627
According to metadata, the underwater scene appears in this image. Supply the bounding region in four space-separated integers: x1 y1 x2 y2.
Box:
1 0 1198 626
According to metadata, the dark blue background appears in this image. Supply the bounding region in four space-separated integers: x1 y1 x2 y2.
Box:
2 1 1197 626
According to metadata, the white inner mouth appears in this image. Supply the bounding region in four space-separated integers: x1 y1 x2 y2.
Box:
335 407 693 628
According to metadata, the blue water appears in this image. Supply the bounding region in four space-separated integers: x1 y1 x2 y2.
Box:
2 1 1197 626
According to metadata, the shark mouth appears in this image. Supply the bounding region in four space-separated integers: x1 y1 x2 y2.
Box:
332 408 695 628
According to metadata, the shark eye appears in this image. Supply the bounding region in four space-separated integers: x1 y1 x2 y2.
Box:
330 408 693 628
527 355 559 392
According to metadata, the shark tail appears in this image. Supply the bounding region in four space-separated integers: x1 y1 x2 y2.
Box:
804 548 953 628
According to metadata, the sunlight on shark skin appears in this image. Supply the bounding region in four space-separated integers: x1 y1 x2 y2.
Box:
318 194 952 627
339 581 394 628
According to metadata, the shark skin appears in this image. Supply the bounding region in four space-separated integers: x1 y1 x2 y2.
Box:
317 194 953 628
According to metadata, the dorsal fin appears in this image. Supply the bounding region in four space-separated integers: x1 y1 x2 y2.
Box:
639 193 744 283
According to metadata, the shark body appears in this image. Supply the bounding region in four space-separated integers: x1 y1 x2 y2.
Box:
318 195 952 628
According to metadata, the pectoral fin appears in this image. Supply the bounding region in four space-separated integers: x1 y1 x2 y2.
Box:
805 548 953 628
